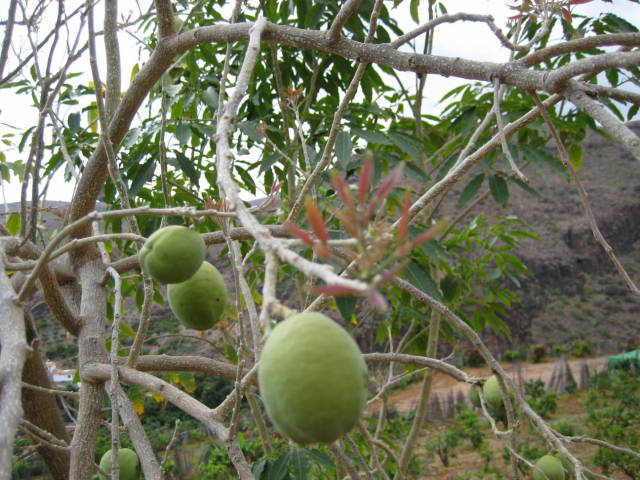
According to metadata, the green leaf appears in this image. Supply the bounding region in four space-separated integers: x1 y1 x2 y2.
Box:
174 150 200 186
6 212 20 235
177 371 196 393
202 86 218 109
351 127 390 146
489 174 508 206
235 165 257 195
387 132 421 159
68 112 81 133
405 260 443 301
253 458 267 479
511 177 541 198
410 0 420 22
335 131 352 169
223 344 238 365
457 174 484 208
441 274 461 303
268 452 289 480
175 122 191 146
0 163 8 182
568 143 584 172
239 121 264 142
304 449 334 469
522 145 566 177
335 296 357 322
289 449 309 479
129 158 155 197
119 322 136 339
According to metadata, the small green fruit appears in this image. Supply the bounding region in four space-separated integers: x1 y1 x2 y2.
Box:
482 375 503 411
469 384 482 408
533 454 566 480
99 448 141 480
139 226 205 284
168 261 227 330
258 312 368 444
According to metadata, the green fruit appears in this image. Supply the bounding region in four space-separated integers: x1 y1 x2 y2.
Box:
554 453 574 478
139 226 205 284
258 312 368 444
483 375 504 411
99 448 141 480
168 261 227 330
533 455 566 480
469 384 482 408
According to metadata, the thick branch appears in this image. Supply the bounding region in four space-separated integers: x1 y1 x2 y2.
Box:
0 239 28 480
154 0 176 39
565 80 640 163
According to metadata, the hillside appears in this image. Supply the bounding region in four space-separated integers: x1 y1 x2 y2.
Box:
10 124 640 362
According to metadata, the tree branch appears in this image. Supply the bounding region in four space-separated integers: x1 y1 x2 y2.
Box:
565 80 640 163
327 0 363 42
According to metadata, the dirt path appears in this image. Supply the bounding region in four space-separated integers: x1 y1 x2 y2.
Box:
368 356 608 414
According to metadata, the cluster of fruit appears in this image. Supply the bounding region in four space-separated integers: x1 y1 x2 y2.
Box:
98 228 370 478
469 376 573 480
139 226 228 330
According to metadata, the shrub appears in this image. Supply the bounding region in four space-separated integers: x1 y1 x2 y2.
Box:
525 379 558 419
503 349 521 362
552 421 575 436
529 344 547 363
551 344 568 356
463 348 486 367
571 339 591 358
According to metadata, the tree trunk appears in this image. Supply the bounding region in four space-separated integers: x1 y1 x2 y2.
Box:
21 314 71 480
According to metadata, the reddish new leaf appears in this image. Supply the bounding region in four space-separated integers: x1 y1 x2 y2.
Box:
305 197 329 245
283 220 315 248
331 171 355 214
561 8 572 23
370 165 404 214
334 208 359 239
410 223 444 249
312 241 331 260
397 192 411 245
358 154 373 204
311 284 360 296
570 0 594 4
375 260 409 286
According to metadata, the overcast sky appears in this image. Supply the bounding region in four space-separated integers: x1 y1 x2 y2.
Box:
0 0 638 204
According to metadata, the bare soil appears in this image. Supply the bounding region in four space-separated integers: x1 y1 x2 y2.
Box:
368 355 608 414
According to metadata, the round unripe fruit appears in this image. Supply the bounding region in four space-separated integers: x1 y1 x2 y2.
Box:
482 375 512 412
99 448 141 480
554 453 574 478
469 384 482 408
139 226 205 284
483 375 503 411
258 312 368 444
533 455 566 480
168 261 227 330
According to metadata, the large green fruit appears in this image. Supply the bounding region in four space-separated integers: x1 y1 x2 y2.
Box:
139 226 205 284
469 384 482 408
258 312 368 444
99 448 141 480
168 261 227 330
533 455 566 480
